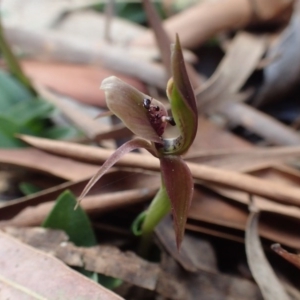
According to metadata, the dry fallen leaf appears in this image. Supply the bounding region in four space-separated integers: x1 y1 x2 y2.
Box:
4 227 262 300
195 30 300 146
155 215 218 273
3 227 180 294
18 135 300 207
2 188 157 227
22 60 147 108
0 230 123 300
0 148 98 181
245 209 290 300
159 253 262 300
189 187 300 249
0 169 160 223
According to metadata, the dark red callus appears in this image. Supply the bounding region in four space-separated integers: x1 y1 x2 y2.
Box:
143 98 166 138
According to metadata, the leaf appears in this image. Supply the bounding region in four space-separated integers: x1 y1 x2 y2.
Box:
42 191 123 288
19 182 41 196
97 274 123 290
271 243 300 270
0 116 25 148
101 76 168 142
0 231 122 300
78 138 156 204
4 98 53 126
0 69 32 110
245 210 290 300
160 155 194 248
164 35 198 155
4 227 161 291
43 126 81 140
0 147 98 181
43 191 99 282
43 190 97 247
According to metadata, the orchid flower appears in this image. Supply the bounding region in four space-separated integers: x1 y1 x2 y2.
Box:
78 35 198 249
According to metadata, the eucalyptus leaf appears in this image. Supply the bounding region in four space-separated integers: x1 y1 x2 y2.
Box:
245 211 290 300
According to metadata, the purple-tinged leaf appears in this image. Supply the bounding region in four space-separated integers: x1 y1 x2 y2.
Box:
271 243 300 270
77 138 156 207
160 155 194 249
163 36 198 155
101 76 168 143
245 211 290 300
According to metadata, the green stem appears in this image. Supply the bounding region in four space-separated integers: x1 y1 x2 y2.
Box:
0 18 36 94
138 183 171 257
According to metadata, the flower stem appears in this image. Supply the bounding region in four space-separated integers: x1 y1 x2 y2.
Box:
138 183 171 257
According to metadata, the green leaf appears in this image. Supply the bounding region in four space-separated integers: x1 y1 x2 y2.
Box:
5 98 54 126
19 182 41 195
42 190 96 247
160 155 194 249
43 191 124 288
0 116 25 148
93 2 165 24
0 70 33 110
97 274 122 290
20 118 48 136
42 190 98 282
43 126 81 140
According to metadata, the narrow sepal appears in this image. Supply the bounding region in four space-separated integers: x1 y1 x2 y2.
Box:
160 155 194 249
171 34 198 114
163 35 198 155
101 76 168 143
77 138 156 207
